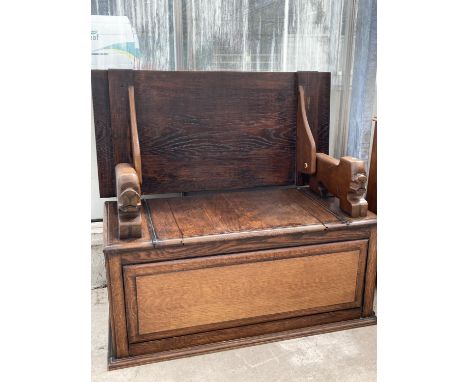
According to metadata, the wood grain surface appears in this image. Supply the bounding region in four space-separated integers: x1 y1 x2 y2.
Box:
104 189 376 255
108 70 133 165
106 254 129 357
92 70 332 197
362 225 377 317
108 315 377 370
115 226 372 265
310 154 368 217
123 240 368 341
101 190 376 368
105 201 153 252
128 308 362 356
91 70 114 197
297 71 330 155
296 86 317 174
93 69 377 370
299 188 377 226
147 188 328 241
134 71 297 193
128 85 142 185
115 163 142 239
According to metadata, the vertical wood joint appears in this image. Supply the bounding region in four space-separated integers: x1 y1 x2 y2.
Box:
362 225 377 317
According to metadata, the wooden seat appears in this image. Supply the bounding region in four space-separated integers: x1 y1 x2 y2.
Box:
92 69 376 370
106 188 375 247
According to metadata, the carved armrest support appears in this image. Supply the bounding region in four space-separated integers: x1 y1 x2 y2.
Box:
115 163 142 239
310 153 368 218
296 86 316 174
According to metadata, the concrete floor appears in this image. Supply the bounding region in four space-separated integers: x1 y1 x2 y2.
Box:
92 287 376 381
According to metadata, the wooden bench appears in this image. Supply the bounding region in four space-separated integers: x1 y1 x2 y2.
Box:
92 70 377 370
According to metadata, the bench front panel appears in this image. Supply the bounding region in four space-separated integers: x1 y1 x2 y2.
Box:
123 240 368 344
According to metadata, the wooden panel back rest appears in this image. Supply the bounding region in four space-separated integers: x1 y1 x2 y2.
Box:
92 70 330 197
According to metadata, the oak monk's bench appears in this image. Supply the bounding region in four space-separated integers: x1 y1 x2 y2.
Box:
92 70 377 370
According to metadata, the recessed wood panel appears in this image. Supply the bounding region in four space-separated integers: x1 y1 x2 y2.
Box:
138 252 358 333
124 240 368 342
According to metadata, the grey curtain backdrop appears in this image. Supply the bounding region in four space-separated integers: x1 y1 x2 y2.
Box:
347 0 377 164
91 0 377 218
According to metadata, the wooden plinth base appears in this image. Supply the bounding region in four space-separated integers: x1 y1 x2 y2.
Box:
108 316 377 371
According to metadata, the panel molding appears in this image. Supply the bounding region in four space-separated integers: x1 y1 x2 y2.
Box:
123 240 368 343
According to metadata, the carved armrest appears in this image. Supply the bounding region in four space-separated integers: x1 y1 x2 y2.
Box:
115 163 142 239
310 154 368 218
296 85 368 218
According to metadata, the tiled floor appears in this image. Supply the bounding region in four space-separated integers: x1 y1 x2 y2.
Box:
91 287 376 382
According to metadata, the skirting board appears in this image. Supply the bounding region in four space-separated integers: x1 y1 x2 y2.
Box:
107 316 377 370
